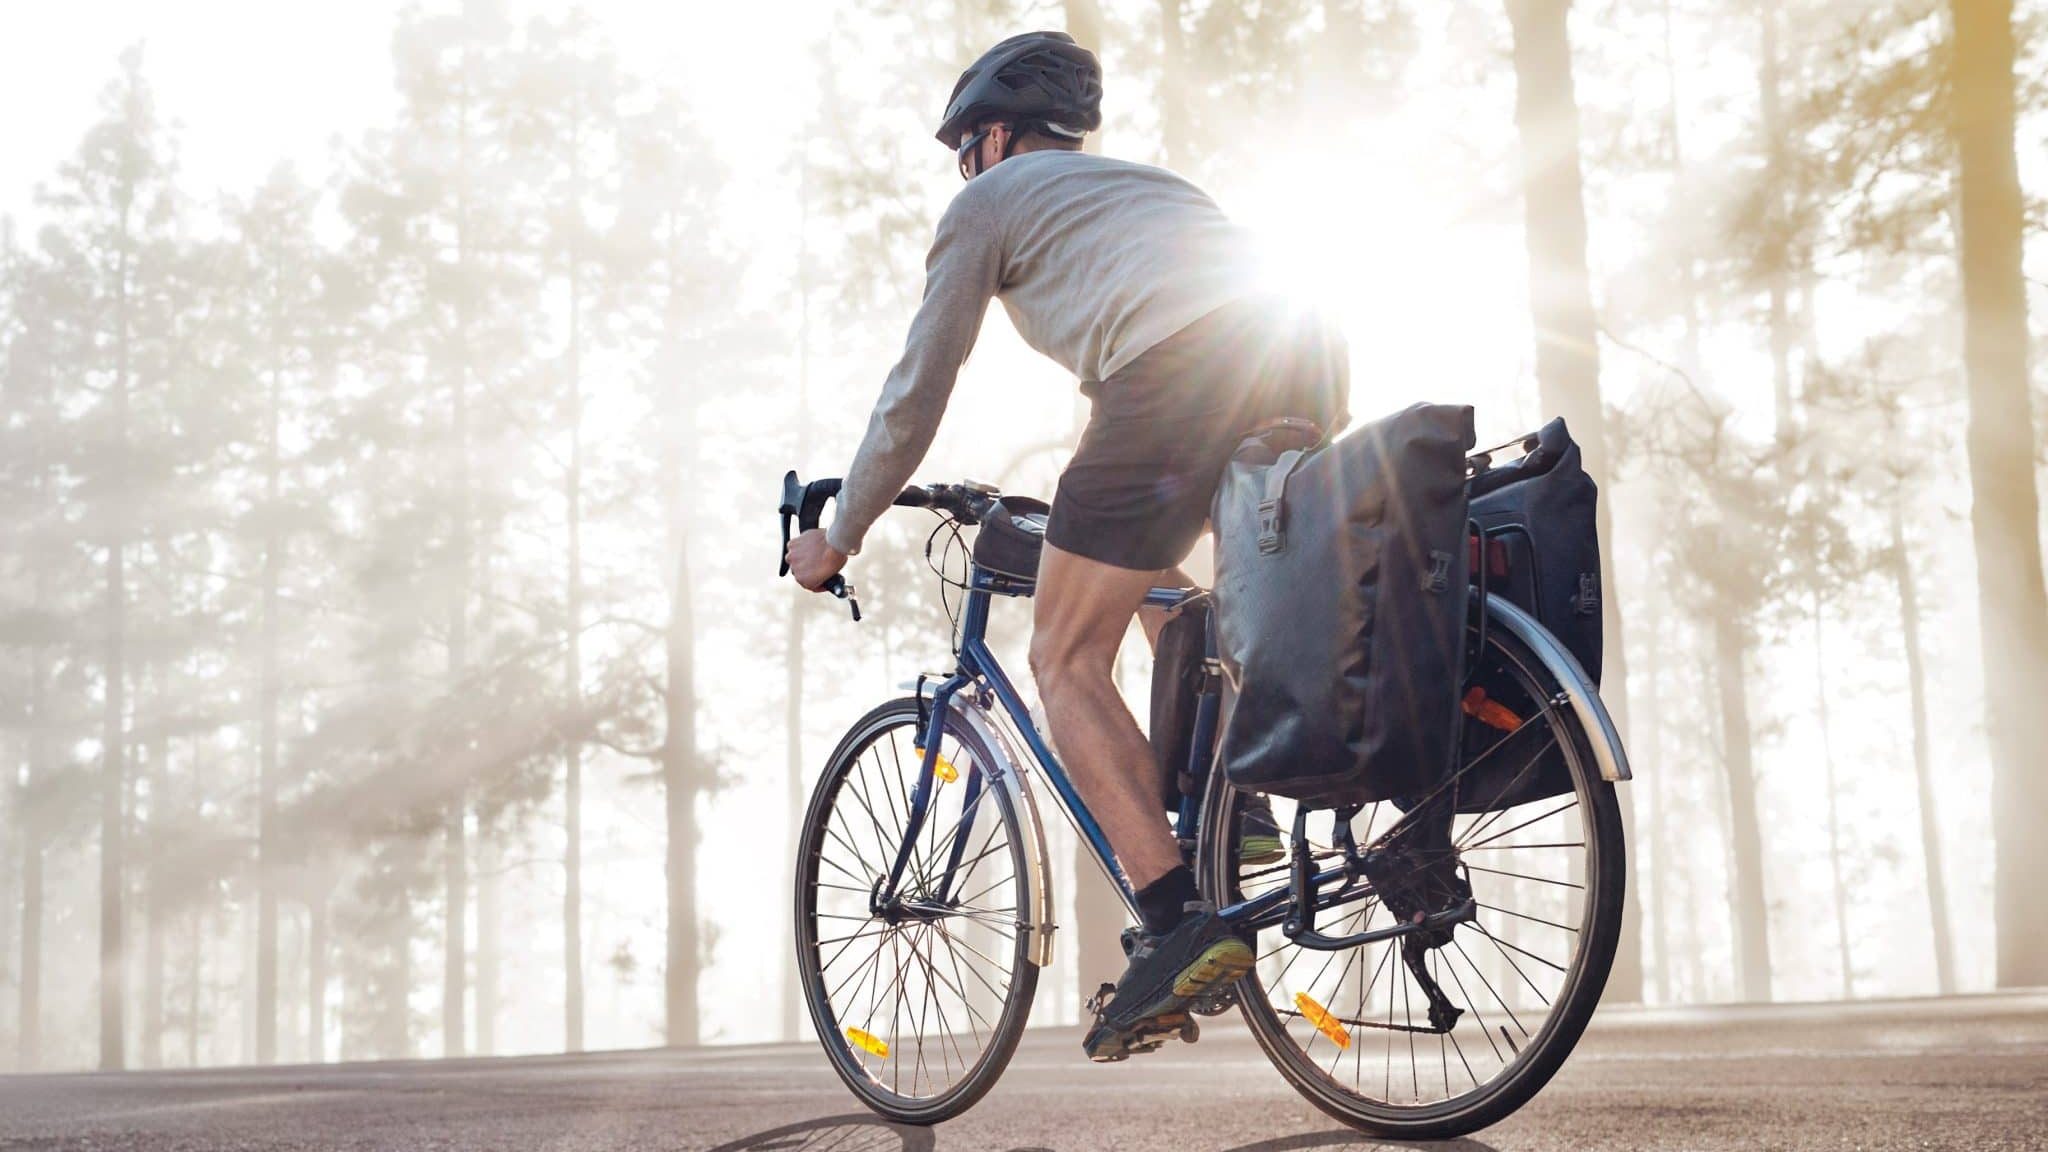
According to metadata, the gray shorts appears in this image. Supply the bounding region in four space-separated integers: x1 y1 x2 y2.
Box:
1044 295 1351 571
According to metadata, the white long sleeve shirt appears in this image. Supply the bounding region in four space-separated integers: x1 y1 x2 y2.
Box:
826 149 1264 555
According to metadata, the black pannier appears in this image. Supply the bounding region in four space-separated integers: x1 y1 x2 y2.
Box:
1455 417 1601 813
1466 417 1602 681
1149 598 1209 811
1212 403 1475 809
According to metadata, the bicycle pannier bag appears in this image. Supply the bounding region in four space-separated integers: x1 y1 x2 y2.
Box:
1455 417 1601 813
1149 598 1210 812
1466 417 1602 681
1212 403 1475 809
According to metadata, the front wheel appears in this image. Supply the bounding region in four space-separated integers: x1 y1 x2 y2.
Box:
795 698 1038 1125
1199 619 1626 1140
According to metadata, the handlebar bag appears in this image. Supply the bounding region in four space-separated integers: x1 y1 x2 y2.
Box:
972 496 1051 581
1454 416 1600 813
1212 403 1475 809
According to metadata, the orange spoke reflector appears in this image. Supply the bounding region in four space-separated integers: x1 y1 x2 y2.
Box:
914 746 960 784
1462 686 1522 733
1295 993 1351 1050
844 1026 890 1058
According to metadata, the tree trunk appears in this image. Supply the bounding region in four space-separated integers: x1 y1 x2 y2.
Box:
1950 0 2048 990
1890 498 1956 994
100 193 133 1074
185 904 201 1066
563 249 586 1057
783 158 814 1045
474 821 498 1056
1159 0 1189 168
256 351 283 1065
308 886 328 1063
1644 595 1671 1004
386 889 411 1059
18 572 47 1071
1758 0 1795 439
665 537 701 1047
1503 0 1637 1002
1711 610 1770 1000
662 243 703 1046
442 803 465 1058
443 58 478 1060
1813 595 1853 998
142 737 167 1068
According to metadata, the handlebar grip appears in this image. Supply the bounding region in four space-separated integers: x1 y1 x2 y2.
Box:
797 478 842 533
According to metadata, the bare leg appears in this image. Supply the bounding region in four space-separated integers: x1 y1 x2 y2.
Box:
1030 543 1183 890
1135 565 1196 651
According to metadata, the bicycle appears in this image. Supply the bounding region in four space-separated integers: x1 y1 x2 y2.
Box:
777 464 1632 1139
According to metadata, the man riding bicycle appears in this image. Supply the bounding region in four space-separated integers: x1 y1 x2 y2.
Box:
783 30 1350 1062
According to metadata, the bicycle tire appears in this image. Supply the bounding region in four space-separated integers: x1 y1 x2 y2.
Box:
795 698 1039 1124
1198 616 1626 1139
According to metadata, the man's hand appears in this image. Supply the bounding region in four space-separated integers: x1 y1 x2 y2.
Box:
786 529 849 592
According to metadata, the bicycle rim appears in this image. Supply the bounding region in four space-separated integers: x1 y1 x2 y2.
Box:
1201 625 1625 1139
795 698 1038 1124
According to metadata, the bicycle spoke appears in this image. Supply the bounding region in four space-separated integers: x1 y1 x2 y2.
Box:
1478 901 1580 935
1451 935 1527 1039
933 920 1014 1010
1465 862 1582 890
1473 919 1567 980
1460 799 1579 853
1441 941 1503 1063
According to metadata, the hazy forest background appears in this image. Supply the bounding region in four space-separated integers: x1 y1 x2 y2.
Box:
1 0 2044 1073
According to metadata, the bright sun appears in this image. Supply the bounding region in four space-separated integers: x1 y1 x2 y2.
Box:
1221 126 1532 426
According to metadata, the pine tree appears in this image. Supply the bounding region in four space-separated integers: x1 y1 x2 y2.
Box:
1949 0 2048 988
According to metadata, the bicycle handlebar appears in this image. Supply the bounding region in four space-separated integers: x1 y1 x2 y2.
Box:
779 471 1011 623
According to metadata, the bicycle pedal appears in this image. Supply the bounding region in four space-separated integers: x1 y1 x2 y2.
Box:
1084 981 1116 1017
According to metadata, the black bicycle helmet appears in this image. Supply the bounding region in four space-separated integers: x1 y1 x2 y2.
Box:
935 31 1103 148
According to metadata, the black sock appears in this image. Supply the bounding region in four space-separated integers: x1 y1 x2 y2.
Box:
1134 865 1199 935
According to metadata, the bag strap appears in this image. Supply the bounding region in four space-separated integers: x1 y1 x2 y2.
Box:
1257 448 1309 554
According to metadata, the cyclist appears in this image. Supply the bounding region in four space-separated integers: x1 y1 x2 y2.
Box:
783 30 1349 1061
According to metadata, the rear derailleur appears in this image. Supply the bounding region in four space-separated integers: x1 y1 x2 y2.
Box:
1282 803 1473 1034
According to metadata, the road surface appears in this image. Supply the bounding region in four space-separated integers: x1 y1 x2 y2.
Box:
1 994 2041 1150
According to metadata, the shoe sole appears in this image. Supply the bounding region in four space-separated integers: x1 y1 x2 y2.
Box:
1171 937 1255 998
1084 938 1255 1061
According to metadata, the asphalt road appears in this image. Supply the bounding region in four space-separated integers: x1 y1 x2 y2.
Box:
2 994 2042 1151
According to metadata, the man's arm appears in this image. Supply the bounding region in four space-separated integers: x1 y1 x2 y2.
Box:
824 189 1004 556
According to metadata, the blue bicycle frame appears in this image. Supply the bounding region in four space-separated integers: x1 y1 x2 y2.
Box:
872 564 1373 939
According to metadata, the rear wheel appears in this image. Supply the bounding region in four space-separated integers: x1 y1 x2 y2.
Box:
1199 620 1626 1139
795 698 1038 1124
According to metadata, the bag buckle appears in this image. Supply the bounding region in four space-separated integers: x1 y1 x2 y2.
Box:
1257 499 1284 553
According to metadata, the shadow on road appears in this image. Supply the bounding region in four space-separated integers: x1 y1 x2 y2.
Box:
705 1114 935 1152
705 1115 1501 1152
1218 1133 1502 1152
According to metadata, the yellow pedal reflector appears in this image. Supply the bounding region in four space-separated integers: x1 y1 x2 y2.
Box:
913 746 960 784
844 1026 890 1058
1295 993 1351 1050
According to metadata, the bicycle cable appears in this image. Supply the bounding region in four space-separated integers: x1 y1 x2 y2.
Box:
923 510 973 652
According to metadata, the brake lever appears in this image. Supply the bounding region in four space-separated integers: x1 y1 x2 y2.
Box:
780 470 861 623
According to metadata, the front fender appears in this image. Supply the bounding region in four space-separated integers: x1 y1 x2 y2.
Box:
944 690 1059 968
